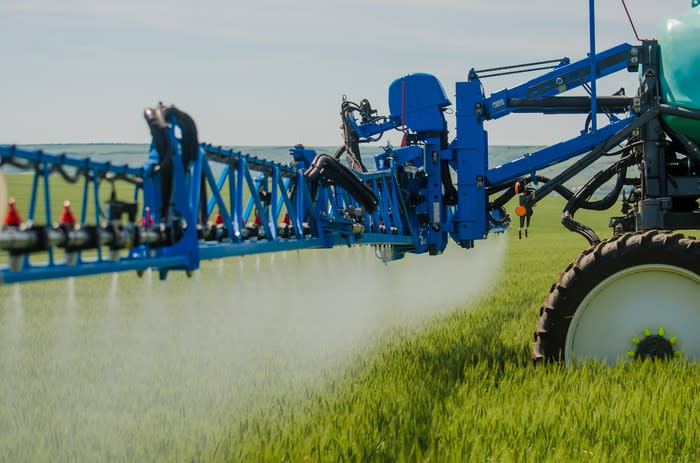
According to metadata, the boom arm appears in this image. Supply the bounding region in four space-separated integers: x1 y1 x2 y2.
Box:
2 31 700 283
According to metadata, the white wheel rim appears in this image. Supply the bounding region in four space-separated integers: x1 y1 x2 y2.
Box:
565 264 700 364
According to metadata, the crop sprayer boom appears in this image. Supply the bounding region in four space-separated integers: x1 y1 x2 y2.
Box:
1 1 700 364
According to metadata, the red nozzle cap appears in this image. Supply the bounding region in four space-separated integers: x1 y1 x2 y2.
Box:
214 211 224 225
140 207 154 226
282 213 291 226
4 197 22 227
60 200 76 226
253 212 262 226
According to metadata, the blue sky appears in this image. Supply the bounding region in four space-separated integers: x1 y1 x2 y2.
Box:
0 1 691 146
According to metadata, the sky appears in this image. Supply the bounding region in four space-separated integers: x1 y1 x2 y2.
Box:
0 0 693 147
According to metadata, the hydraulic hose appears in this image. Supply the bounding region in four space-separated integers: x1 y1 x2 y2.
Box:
561 155 635 245
144 103 207 224
489 176 575 211
304 153 378 214
487 140 641 212
144 105 175 220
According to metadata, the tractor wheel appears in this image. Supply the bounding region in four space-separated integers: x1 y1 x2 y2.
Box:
533 231 700 364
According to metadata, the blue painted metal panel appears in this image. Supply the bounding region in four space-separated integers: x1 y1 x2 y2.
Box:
388 73 451 132
483 43 632 120
1 256 187 284
453 79 489 242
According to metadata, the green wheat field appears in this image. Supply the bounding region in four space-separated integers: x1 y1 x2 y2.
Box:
1 170 699 463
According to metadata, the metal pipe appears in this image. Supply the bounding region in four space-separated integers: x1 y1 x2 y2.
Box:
140 229 161 244
47 229 66 247
0 229 39 250
0 224 173 252
64 229 90 248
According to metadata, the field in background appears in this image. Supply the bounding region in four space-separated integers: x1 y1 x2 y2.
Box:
1 163 698 462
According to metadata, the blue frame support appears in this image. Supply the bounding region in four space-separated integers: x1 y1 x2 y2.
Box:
0 25 647 285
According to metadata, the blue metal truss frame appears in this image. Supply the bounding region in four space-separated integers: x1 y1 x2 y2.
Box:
0 1 649 284
0 137 416 283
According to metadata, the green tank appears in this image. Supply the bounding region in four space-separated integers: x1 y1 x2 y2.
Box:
659 8 700 141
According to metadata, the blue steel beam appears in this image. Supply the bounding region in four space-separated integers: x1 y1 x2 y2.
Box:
0 255 187 285
482 43 633 120
0 145 147 177
486 115 636 186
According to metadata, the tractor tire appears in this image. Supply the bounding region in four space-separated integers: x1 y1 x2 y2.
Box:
533 230 700 364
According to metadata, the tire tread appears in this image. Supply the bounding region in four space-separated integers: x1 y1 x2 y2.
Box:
532 231 700 363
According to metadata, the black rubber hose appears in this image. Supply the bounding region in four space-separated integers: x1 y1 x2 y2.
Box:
1 157 34 170
145 104 207 223
441 160 458 205
50 165 85 184
561 156 634 245
333 145 346 160
659 104 700 120
321 156 377 213
144 105 174 220
338 101 369 172
164 106 209 224
304 154 378 214
486 141 641 197
489 150 639 213
161 105 208 223
489 176 575 210
162 106 199 165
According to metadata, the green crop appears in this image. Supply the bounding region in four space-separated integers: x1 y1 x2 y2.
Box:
1 174 698 463
219 200 700 463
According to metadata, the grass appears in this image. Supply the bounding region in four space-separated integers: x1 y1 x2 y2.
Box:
215 199 700 462
1 172 699 462
3 173 137 226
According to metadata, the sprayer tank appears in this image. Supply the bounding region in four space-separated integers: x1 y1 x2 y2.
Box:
658 8 700 141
